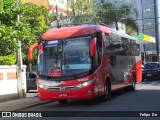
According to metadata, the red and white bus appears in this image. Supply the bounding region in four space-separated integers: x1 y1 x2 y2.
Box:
28 25 142 104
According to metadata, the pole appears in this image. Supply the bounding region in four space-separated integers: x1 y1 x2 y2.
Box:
154 0 159 62
16 0 25 98
141 0 146 63
56 5 60 28
17 41 25 98
16 0 20 22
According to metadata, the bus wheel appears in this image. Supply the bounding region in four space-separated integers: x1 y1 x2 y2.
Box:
101 81 111 101
58 100 67 104
129 75 136 91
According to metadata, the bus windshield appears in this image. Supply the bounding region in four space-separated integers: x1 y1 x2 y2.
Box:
37 36 92 78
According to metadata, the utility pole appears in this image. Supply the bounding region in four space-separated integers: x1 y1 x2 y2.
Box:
154 0 159 62
141 0 146 63
56 5 61 28
16 0 26 98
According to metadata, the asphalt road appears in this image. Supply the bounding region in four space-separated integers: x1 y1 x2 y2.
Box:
2 80 160 120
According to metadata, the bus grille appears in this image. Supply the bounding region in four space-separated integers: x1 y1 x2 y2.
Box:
46 86 77 91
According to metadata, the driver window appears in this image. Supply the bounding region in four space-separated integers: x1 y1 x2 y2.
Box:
96 32 102 65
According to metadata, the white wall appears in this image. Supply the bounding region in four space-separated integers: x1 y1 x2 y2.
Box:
0 65 26 102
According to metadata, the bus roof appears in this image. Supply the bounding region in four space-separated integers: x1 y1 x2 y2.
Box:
42 24 139 43
42 25 111 40
111 29 139 41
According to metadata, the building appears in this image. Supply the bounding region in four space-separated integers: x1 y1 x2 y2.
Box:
21 0 72 15
21 0 50 9
48 0 72 15
97 0 160 62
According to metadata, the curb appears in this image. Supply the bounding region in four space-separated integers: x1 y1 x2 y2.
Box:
9 100 55 111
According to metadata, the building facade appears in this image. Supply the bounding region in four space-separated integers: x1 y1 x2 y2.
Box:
21 0 72 15
48 0 72 15
97 0 160 62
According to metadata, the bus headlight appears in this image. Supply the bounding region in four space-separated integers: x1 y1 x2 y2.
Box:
38 84 48 89
37 80 49 89
39 84 44 88
76 79 95 88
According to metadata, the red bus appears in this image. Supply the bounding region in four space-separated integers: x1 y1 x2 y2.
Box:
28 25 142 104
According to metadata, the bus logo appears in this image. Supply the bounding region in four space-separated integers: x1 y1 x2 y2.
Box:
60 87 65 91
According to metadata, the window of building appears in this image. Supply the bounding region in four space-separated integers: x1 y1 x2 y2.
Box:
59 0 64 3
67 0 71 6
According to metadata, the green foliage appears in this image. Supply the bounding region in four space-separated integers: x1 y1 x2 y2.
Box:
0 0 3 12
0 24 18 55
97 2 138 33
0 0 19 25
0 54 16 65
63 0 98 25
0 0 53 65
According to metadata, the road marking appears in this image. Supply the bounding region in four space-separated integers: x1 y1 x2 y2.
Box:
136 86 146 90
150 81 159 85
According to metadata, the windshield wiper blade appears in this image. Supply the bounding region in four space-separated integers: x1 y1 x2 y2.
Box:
74 71 90 77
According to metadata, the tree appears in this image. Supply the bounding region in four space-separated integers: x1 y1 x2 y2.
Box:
61 0 98 25
97 2 138 34
0 0 53 65
0 0 3 12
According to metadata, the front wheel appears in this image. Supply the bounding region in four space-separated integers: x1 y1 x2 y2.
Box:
129 75 136 91
58 100 67 104
101 81 111 101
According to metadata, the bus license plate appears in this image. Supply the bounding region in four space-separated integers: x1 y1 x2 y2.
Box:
58 94 67 97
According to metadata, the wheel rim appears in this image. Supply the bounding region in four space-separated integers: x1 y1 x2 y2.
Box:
132 76 136 90
105 84 110 99
132 79 135 87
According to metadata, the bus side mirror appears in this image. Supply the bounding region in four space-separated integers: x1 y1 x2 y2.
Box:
28 43 38 60
90 38 96 57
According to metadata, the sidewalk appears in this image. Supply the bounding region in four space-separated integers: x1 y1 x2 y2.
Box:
0 93 53 111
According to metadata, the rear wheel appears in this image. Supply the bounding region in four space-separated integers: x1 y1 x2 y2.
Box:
26 87 29 93
101 80 111 101
58 100 67 104
129 75 136 91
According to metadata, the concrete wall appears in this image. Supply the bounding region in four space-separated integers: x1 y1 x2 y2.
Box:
0 65 26 102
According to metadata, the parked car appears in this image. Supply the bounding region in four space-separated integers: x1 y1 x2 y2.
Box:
26 72 37 92
142 62 160 81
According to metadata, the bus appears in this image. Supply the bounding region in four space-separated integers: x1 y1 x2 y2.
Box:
28 25 142 104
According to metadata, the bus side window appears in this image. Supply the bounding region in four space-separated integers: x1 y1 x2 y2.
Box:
121 37 127 55
96 32 102 65
135 43 140 56
125 39 131 56
104 33 111 54
129 40 135 56
109 34 124 55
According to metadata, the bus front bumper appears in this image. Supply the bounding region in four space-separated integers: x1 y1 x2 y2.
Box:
38 84 102 101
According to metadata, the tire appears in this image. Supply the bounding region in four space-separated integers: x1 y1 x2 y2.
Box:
58 100 67 104
129 75 136 91
26 87 29 93
101 80 111 101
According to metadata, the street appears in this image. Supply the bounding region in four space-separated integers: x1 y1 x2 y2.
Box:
1 80 160 120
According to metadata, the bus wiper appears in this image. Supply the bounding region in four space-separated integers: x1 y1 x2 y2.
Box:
74 71 90 77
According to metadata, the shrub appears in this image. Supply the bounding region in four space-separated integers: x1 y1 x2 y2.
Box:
0 54 16 65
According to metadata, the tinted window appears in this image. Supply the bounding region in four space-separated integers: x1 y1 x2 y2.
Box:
144 63 159 69
29 73 36 78
105 34 125 55
105 34 140 56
